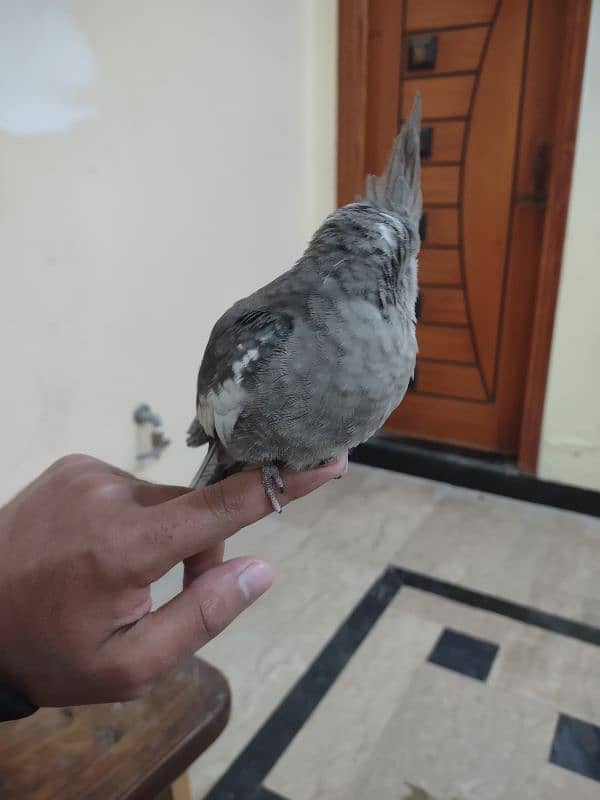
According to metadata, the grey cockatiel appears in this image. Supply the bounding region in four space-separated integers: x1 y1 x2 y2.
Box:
187 95 422 511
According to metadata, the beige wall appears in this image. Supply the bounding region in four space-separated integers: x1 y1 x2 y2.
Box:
0 0 337 504
4 0 595 501
538 0 600 491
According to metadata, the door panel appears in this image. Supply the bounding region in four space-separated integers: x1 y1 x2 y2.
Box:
421 209 459 247
421 121 465 162
401 75 475 118
418 326 476 363
407 27 488 75
461 0 528 394
352 0 566 453
419 250 461 285
416 362 487 401
421 166 460 204
420 288 468 326
406 0 497 31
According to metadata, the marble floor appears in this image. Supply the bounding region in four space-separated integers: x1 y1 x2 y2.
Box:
151 463 600 800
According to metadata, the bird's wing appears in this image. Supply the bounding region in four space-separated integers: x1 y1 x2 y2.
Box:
189 305 295 450
186 416 209 447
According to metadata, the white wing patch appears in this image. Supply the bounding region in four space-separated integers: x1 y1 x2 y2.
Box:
197 379 247 446
197 345 260 445
232 347 259 384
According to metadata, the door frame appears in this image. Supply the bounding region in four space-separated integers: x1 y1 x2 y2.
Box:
337 0 592 474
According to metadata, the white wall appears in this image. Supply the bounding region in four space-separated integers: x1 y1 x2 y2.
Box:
538 0 600 492
3 0 596 502
0 0 337 504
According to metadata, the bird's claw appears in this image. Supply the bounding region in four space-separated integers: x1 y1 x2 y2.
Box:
262 465 285 513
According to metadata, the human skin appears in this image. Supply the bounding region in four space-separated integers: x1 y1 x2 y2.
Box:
0 452 347 707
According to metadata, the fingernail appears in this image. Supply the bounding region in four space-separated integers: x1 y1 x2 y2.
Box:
238 561 274 603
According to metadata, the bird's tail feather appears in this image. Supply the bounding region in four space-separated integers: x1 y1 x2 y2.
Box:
364 92 422 226
190 441 246 489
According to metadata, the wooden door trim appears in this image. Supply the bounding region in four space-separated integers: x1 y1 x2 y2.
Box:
337 0 369 206
337 0 592 473
517 0 592 473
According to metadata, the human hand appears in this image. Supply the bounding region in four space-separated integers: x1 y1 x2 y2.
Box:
0 452 347 707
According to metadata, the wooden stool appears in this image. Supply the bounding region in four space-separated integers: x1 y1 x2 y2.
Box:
0 657 230 800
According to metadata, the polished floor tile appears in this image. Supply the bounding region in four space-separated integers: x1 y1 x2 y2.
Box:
491 624 600 727
265 580 600 800
395 487 600 624
264 598 442 800
534 762 600 799
149 464 600 799
348 666 558 800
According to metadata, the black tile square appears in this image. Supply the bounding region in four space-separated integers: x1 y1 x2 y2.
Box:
427 628 499 681
550 713 600 782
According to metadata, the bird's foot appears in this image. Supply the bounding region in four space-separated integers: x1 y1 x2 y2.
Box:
262 464 285 514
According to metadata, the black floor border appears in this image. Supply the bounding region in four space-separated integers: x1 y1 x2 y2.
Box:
349 436 600 519
254 789 288 800
204 567 404 800
398 567 600 646
204 566 600 800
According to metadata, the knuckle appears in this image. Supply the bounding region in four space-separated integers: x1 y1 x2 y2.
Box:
69 473 125 505
196 592 228 641
94 545 129 583
51 453 94 474
120 555 152 586
87 523 133 576
88 479 125 504
68 472 98 494
52 457 124 500
81 540 110 577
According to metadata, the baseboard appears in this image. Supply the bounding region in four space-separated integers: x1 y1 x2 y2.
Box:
349 435 600 519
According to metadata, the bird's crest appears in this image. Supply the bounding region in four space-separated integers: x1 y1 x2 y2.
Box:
364 93 422 226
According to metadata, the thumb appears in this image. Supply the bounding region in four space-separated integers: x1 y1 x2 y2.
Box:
126 557 273 677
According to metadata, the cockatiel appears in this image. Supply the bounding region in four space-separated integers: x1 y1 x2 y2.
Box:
187 94 422 511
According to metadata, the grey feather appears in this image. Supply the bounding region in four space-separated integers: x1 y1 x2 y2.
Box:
364 92 422 226
188 95 422 492
189 440 219 488
186 416 208 448
189 440 244 489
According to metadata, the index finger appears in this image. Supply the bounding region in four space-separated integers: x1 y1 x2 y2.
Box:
143 454 348 577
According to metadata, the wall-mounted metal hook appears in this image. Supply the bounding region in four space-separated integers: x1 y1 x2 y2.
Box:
133 403 171 461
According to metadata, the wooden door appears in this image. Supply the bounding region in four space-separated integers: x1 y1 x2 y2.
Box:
339 0 570 455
